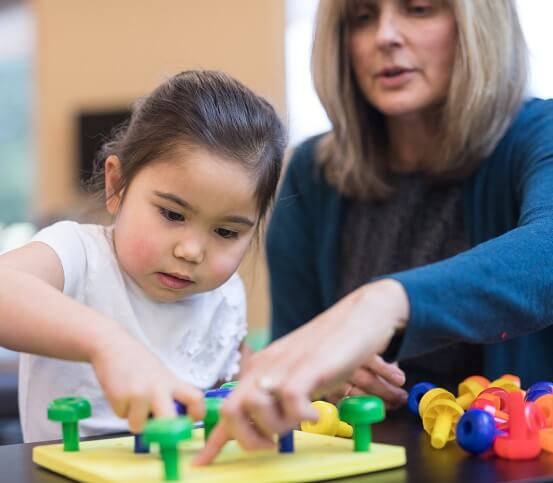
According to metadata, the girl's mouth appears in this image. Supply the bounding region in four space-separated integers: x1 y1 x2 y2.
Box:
156 272 194 290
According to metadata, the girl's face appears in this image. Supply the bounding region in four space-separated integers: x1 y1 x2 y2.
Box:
105 147 258 302
348 0 457 119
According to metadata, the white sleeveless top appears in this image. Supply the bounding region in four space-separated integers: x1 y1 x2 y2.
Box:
18 221 247 442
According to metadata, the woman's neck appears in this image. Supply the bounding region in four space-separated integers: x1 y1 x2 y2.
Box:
385 112 440 173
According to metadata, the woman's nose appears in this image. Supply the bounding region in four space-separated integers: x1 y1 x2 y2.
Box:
375 9 403 49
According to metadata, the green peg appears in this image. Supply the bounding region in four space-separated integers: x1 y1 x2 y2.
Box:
47 397 92 451
220 381 239 389
143 416 193 481
204 397 224 441
339 395 385 452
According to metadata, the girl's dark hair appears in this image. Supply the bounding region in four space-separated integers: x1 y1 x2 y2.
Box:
89 70 286 222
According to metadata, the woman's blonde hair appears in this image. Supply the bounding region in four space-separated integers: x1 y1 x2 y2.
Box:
312 0 528 199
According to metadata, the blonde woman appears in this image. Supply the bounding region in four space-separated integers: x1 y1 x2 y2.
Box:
196 0 553 461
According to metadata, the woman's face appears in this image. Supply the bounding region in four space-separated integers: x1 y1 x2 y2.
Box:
348 0 457 119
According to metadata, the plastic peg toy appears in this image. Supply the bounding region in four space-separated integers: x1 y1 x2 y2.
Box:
526 382 553 402
134 433 150 454
204 397 224 441
143 417 193 481
422 398 464 449
205 388 232 399
494 391 541 459
408 382 437 416
456 409 504 454
301 401 353 438
526 388 553 402
220 381 239 389
500 374 521 387
535 394 553 428
528 381 553 393
540 428 553 453
418 388 455 418
470 392 509 430
174 401 187 415
339 395 385 452
456 380 485 410
489 377 522 393
279 431 294 453
47 397 92 452
464 375 491 389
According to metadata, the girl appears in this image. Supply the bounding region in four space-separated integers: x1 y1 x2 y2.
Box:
0 70 286 442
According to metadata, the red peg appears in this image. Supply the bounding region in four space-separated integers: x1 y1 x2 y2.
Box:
471 391 509 430
494 391 541 459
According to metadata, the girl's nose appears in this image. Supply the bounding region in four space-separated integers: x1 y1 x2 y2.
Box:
173 234 204 264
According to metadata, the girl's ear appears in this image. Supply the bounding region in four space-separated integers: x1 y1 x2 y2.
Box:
105 155 124 215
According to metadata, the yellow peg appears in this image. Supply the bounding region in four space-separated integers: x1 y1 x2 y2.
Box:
456 380 485 409
418 388 455 418
422 399 464 449
489 377 522 393
301 401 353 438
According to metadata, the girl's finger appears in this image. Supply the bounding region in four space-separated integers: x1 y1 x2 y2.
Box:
151 390 177 419
127 396 151 434
173 383 205 420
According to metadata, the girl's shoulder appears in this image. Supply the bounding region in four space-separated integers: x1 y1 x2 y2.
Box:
33 221 114 257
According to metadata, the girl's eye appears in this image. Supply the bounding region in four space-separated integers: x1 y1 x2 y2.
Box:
215 228 238 239
159 207 184 222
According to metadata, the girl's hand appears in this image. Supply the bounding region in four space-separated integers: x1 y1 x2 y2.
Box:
193 279 409 465
90 331 205 433
325 356 408 410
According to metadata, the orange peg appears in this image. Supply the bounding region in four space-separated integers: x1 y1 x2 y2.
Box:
535 394 553 428
464 375 490 389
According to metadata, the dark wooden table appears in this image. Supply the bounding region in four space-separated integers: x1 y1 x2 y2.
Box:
3 409 553 483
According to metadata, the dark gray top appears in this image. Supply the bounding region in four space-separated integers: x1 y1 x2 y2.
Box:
338 173 482 390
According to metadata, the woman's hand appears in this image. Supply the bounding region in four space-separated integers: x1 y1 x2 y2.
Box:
90 330 205 433
325 355 408 410
193 278 409 465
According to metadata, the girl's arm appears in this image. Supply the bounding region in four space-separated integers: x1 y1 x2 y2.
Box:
0 242 205 430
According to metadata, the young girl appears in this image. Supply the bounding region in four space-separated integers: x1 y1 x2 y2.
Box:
0 70 286 442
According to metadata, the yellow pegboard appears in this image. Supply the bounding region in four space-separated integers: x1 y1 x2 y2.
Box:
33 429 406 482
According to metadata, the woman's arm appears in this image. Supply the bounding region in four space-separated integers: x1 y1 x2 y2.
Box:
195 278 409 464
267 139 408 406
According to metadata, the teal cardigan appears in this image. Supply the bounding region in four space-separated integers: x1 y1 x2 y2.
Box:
267 98 553 385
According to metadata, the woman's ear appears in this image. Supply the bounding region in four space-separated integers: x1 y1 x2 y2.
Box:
105 155 124 215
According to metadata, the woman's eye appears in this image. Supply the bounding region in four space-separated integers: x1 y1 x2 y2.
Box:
407 2 434 16
351 9 376 26
159 207 184 222
215 228 238 239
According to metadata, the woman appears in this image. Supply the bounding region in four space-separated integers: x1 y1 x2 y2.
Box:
196 0 553 462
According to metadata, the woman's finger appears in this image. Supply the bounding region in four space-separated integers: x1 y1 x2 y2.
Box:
192 424 230 465
365 355 405 386
350 369 408 405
